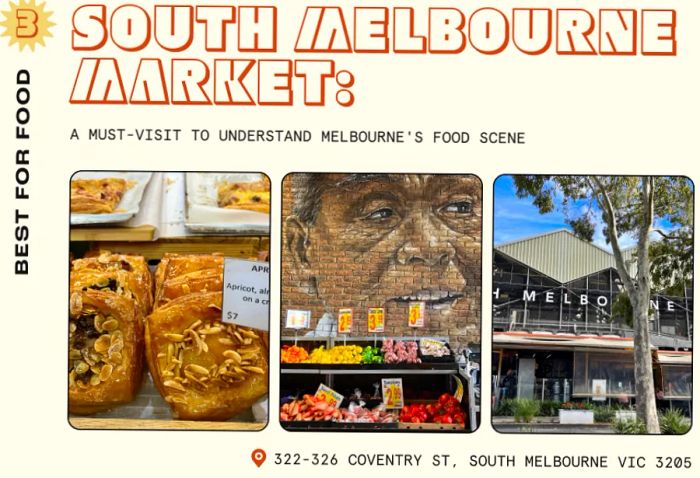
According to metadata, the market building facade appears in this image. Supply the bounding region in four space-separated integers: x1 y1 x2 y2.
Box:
492 229 692 411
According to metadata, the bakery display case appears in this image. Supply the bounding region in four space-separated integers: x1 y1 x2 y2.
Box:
68 172 270 431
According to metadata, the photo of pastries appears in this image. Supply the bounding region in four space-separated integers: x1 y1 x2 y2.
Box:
68 172 270 431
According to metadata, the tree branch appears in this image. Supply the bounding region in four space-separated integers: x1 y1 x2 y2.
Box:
652 228 682 240
590 176 635 290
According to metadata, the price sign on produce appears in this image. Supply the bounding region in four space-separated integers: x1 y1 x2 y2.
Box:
338 308 353 334
315 384 344 407
408 302 425 327
286 310 311 329
381 378 404 409
368 307 385 333
222 258 269 330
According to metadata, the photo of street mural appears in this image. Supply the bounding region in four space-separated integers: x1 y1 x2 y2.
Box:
280 173 482 432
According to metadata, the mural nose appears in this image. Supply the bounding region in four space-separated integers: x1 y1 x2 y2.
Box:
395 243 453 266
395 213 455 266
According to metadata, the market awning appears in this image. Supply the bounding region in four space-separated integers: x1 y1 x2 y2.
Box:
655 351 692 365
493 331 645 351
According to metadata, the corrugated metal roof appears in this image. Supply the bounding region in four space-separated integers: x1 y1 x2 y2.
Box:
495 229 637 283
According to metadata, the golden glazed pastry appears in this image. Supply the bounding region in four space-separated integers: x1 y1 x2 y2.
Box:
70 178 127 214
145 292 269 420
154 253 223 308
70 268 152 316
217 178 270 214
71 252 153 312
69 289 144 414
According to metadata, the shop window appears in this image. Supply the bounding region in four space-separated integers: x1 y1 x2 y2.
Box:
573 351 635 397
660 365 692 399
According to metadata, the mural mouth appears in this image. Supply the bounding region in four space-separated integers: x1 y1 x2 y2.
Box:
388 289 464 309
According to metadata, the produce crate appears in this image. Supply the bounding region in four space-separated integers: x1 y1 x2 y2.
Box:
281 363 458 371
282 421 399 431
418 341 455 363
398 422 465 431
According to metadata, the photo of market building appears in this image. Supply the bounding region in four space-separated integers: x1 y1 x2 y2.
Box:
492 228 692 432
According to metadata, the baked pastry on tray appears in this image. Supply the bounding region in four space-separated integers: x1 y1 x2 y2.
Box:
70 267 152 316
71 252 153 311
217 177 270 214
69 289 144 414
145 291 268 420
70 178 128 214
154 253 223 308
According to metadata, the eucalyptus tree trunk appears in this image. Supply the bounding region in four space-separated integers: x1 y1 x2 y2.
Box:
593 176 660 433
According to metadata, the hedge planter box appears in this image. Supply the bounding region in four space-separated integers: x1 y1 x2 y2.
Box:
615 410 637 422
559 409 594 424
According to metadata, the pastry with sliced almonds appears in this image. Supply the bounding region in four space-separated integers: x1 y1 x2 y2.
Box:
145 291 268 420
69 289 144 414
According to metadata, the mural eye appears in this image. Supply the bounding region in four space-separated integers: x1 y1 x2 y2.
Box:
441 201 472 214
366 207 395 220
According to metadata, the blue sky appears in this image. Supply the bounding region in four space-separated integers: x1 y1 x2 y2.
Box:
493 175 666 250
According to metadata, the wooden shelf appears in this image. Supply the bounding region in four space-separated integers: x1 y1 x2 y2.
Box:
74 236 267 261
70 225 157 242
69 417 265 431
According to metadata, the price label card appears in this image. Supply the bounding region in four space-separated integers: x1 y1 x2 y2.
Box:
338 308 353 334
367 307 385 333
286 309 311 329
381 378 404 409
408 302 425 327
315 383 344 407
221 258 269 331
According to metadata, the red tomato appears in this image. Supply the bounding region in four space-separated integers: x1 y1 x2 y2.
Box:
411 416 421 423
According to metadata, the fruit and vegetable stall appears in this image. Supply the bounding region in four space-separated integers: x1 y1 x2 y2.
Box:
280 336 477 432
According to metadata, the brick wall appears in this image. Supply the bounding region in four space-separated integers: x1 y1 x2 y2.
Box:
281 173 481 349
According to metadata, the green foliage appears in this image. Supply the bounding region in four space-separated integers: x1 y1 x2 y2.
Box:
613 417 647 434
493 399 515 417
593 406 616 423
659 409 691 435
538 400 562 417
513 399 540 423
612 292 634 328
649 231 693 294
567 217 595 242
559 401 593 410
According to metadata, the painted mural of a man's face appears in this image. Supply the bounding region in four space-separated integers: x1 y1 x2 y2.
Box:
286 174 481 326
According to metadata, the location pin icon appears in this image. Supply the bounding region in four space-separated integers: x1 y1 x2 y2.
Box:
252 449 266 468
